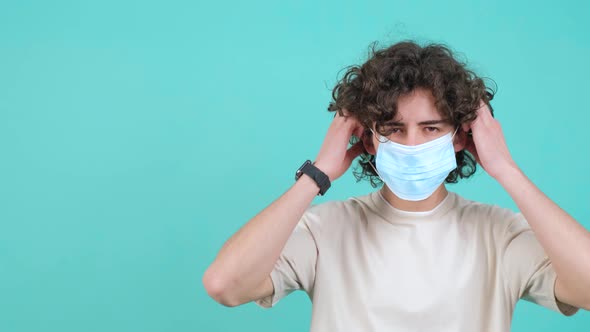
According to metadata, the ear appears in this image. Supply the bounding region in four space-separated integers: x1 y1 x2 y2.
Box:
453 127 468 152
361 129 377 155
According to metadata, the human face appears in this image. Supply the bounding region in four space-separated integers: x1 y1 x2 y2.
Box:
371 88 455 147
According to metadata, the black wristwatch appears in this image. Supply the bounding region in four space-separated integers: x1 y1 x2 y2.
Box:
295 160 331 196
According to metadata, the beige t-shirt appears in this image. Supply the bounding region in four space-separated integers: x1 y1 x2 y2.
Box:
254 189 579 331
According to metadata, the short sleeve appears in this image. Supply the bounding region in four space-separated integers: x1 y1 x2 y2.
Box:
254 209 319 308
501 213 580 316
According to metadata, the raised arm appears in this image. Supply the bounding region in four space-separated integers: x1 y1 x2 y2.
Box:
465 100 590 311
202 110 365 307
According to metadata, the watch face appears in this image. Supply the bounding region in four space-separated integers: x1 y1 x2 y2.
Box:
295 160 311 180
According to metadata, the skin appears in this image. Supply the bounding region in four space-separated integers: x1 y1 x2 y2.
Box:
314 87 590 311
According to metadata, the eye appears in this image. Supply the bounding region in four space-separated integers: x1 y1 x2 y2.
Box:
383 127 403 135
377 126 403 136
424 127 440 133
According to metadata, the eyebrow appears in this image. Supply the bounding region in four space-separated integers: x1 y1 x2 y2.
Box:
386 119 449 126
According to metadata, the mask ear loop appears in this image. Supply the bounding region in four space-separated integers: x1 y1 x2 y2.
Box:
450 126 461 150
368 159 383 181
451 126 460 140
369 128 389 144
366 129 384 181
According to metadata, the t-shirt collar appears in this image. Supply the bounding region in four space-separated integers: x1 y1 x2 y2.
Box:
369 188 456 223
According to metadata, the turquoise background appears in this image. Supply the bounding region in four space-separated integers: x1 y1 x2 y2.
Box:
1 0 588 331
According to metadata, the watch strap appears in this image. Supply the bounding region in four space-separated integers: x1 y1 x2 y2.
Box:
295 160 331 196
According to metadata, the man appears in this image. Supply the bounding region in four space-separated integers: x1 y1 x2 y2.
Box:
203 40 589 331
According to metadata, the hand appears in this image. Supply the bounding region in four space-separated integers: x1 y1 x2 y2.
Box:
313 109 366 182
463 100 518 180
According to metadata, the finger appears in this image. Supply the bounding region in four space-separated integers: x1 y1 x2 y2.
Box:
342 115 363 135
338 108 351 118
334 108 348 118
477 101 494 123
471 112 487 130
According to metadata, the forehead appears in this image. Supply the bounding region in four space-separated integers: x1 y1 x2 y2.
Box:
392 88 444 123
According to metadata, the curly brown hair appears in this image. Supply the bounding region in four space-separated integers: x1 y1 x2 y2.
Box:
327 40 496 187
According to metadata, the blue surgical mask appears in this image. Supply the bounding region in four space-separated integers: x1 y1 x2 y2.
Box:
369 128 459 201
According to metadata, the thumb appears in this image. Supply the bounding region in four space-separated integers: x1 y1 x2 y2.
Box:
344 140 365 166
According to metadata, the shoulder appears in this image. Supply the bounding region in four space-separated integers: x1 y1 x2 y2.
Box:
453 194 516 219
300 192 374 230
450 192 525 236
306 193 372 219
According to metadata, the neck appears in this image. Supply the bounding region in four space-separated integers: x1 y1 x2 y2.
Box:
380 184 449 212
